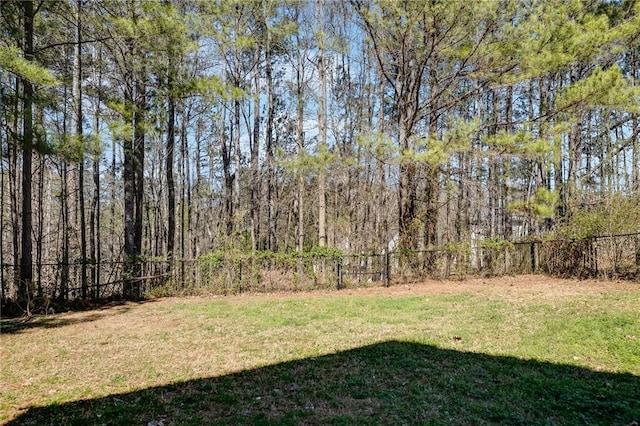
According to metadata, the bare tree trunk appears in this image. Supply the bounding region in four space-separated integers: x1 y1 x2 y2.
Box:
166 67 176 260
0 121 5 305
35 154 44 297
539 77 553 232
61 160 70 302
181 108 192 257
251 46 261 251
110 118 117 259
74 0 88 298
90 104 101 299
376 63 388 251
455 152 470 241
296 63 305 252
398 123 417 250
9 89 20 284
424 67 439 248
231 12 243 229
180 112 188 263
555 73 567 221
632 49 639 194
123 10 145 299
488 89 498 238
0 114 5 304
503 85 513 240
134 72 145 259
566 66 584 216
192 118 202 258
19 0 35 305
221 106 233 237
634 118 639 194
233 96 241 225
265 28 276 251
316 0 327 248
123 39 137 294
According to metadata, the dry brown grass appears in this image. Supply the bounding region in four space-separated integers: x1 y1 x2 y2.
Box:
1 274 638 424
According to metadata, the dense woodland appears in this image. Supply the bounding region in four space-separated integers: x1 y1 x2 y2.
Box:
2 0 640 304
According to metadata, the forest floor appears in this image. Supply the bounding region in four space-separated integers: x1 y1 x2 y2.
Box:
1 274 639 425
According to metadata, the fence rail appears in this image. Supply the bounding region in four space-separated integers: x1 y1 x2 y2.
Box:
2 233 640 315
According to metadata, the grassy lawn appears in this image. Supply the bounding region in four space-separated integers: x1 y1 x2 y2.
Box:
1 275 639 425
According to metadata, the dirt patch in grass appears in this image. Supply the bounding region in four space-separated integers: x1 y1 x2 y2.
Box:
150 274 639 311
354 274 638 298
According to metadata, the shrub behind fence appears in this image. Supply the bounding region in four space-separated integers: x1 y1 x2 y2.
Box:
2 233 640 315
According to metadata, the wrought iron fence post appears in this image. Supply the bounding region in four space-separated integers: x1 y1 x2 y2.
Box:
593 237 598 276
180 257 185 291
385 251 391 287
530 242 536 273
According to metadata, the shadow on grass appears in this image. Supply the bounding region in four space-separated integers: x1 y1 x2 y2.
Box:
0 299 157 334
7 341 639 425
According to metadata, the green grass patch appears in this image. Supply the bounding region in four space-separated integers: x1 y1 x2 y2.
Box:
1 278 638 425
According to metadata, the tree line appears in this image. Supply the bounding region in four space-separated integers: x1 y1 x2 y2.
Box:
2 0 640 304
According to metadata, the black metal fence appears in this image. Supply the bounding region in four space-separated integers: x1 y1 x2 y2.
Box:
2 233 640 315
535 233 640 279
